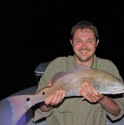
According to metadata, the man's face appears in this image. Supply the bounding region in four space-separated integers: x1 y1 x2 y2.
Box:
71 28 99 64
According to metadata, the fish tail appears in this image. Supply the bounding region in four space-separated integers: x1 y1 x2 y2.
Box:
7 95 32 125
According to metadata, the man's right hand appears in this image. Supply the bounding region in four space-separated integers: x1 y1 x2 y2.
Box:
44 82 66 106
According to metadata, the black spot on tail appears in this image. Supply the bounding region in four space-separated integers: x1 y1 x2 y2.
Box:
26 97 30 101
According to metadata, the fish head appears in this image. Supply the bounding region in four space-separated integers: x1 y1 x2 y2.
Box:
97 72 124 94
91 69 124 94
106 80 124 94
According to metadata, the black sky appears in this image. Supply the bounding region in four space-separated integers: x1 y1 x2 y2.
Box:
0 0 124 99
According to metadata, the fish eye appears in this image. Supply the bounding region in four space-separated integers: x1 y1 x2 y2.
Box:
42 92 45 95
26 97 30 101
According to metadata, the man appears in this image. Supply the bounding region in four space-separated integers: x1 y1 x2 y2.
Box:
33 20 124 125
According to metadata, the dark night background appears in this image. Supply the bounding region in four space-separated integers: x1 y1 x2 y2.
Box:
0 1 124 100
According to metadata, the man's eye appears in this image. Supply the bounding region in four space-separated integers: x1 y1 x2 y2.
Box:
76 40 81 42
87 40 93 43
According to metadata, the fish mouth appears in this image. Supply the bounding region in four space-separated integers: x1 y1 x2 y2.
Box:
97 87 124 94
102 89 124 94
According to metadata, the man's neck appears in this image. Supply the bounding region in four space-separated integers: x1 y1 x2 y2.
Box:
74 56 94 67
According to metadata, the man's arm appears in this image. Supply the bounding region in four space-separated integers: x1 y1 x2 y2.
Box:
79 82 120 116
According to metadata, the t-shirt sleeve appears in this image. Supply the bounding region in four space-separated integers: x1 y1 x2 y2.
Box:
33 57 69 122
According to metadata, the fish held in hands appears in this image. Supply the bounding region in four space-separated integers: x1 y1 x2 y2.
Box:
7 65 124 125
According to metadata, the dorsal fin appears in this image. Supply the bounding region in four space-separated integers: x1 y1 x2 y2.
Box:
51 72 67 83
51 64 90 83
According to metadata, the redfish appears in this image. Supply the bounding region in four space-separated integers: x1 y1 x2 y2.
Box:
7 65 124 125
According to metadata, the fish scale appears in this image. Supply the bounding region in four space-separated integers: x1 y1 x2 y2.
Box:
7 65 124 125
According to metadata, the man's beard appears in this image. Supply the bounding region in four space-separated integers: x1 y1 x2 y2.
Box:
75 53 93 63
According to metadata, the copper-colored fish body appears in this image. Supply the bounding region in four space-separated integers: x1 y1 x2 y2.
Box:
7 66 124 125
32 68 124 105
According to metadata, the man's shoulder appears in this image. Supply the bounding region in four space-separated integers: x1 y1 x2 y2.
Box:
96 56 114 65
46 56 74 73
95 56 123 82
51 56 74 63
95 56 118 71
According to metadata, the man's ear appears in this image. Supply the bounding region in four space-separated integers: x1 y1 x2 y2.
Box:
70 39 73 46
96 39 99 47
